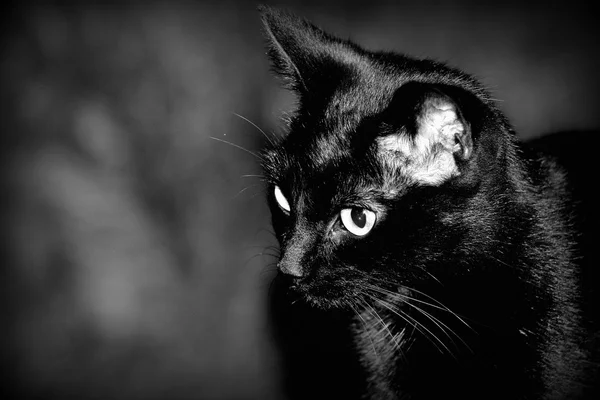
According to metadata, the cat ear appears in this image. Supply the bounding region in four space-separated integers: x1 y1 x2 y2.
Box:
259 5 355 95
377 83 473 185
417 90 473 161
380 83 473 161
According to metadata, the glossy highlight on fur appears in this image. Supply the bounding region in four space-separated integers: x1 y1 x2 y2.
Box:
259 6 598 400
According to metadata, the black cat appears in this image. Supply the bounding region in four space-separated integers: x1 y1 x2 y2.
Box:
259 6 598 400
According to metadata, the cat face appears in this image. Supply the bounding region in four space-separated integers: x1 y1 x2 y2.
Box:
260 7 502 309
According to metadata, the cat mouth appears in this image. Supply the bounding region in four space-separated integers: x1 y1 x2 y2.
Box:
287 277 356 309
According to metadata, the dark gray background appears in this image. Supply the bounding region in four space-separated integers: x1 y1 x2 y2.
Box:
1 0 598 399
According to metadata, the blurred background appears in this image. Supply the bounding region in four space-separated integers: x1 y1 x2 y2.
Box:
1 0 598 399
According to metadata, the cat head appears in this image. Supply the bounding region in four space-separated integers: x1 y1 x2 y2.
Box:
260 6 514 309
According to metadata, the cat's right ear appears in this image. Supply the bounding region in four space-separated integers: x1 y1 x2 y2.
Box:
259 5 355 95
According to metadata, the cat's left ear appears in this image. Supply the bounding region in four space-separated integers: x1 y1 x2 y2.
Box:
259 5 357 95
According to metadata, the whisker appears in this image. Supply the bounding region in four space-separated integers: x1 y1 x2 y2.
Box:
248 251 280 262
423 269 443 285
233 112 276 145
233 183 264 199
365 292 450 356
243 244 279 251
210 136 265 161
367 284 456 317
364 292 432 345
260 263 279 279
249 187 268 199
363 282 473 332
254 228 277 239
400 285 473 331
358 295 400 349
402 297 471 353
245 246 281 265
350 299 380 358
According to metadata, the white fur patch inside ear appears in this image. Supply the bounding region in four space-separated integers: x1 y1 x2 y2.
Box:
376 98 465 186
377 134 413 155
418 100 464 154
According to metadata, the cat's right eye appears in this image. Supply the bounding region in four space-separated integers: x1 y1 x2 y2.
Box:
274 186 291 213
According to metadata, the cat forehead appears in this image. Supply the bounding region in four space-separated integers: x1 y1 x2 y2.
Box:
273 78 466 188
307 86 394 165
325 70 397 115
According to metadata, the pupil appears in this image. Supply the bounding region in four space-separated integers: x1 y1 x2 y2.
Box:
351 208 366 228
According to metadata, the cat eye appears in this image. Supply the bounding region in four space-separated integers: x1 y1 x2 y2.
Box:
340 208 376 236
274 186 291 213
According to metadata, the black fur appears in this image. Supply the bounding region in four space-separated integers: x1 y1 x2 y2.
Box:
259 6 598 400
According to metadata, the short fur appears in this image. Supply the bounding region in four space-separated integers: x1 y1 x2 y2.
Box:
259 6 598 400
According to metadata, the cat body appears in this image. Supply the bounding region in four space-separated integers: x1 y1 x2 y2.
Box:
260 6 598 399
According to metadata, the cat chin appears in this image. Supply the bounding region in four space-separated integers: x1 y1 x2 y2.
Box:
297 292 336 308
291 284 358 311
301 294 354 311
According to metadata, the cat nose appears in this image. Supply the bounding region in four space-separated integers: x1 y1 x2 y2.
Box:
278 260 304 278
278 249 304 277
278 226 311 278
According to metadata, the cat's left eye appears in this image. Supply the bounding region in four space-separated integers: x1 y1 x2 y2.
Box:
340 208 376 236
